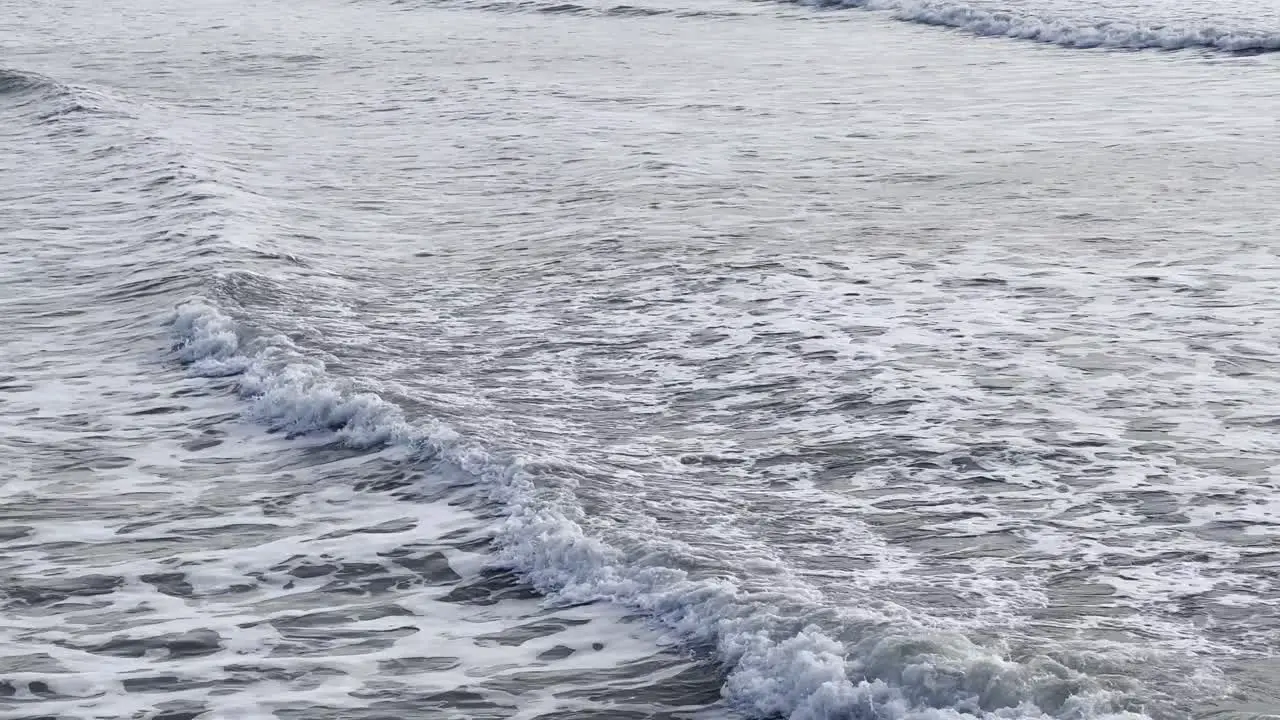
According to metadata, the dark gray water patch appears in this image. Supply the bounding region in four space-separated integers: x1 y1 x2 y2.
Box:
1126 490 1190 524
377 656 462 675
0 653 67 674
809 452 897 488
122 675 187 693
496 661 677 695
921 528 1027 560
268 705 413 720
528 2 589 13
181 435 224 451
1037 571 1128 619
0 525 34 542
114 515 174 532
268 626 418 658
150 708 209 720
319 517 419 539
437 529 495 554
176 523 287 544
537 645 576 661
421 688 493 710
355 461 481 502
80 629 224 660
1097 550 1213 570
350 468 426 494
539 658 724 707
50 453 135 472
865 511 982 552
283 561 340 579
676 453 745 466
319 563 416 595
98 275 186 303
380 549 463 584
1236 550 1280 582
475 616 592 647
606 4 669 16
750 451 811 469
2 574 123 607
942 454 996 476
276 689 511 720
141 572 195 598
335 686 519 719
1193 519 1277 547
269 604 415 629
0 679 65 702
532 707 650 712
799 348 840 364
255 491 303 518
258 444 379 473
183 410 242 428
883 171 947 185
941 276 1009 288
222 663 343 685
126 404 191 416
833 395 920 419
440 568 540 605
684 328 732 348
121 672 254 695
264 556 421 596
0 374 35 392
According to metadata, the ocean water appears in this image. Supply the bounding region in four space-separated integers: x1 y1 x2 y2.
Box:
3 0 1280 717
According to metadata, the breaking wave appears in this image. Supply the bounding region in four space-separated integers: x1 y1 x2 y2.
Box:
800 0 1280 52
170 296 1159 720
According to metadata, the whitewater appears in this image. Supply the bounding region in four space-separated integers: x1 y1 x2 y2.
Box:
3 0 1280 717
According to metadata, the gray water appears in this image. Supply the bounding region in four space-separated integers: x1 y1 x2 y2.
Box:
4 0 1280 718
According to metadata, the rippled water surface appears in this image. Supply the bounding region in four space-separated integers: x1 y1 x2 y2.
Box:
4 0 1280 717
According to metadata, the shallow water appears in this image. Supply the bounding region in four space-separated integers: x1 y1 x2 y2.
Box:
3 0 1280 717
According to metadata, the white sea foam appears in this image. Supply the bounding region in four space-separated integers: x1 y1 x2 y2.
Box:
170 297 1154 720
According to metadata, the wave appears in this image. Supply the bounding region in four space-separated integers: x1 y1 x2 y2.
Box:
0 64 284 319
383 0 1279 51
0 67 56 95
0 65 121 125
169 295 1161 720
799 0 1280 52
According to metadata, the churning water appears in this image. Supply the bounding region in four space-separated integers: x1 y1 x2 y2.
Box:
3 0 1280 717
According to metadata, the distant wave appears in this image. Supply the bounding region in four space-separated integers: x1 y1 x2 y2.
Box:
0 64 127 128
0 66 80 114
798 0 1280 52
388 0 1280 52
0 67 56 95
170 295 1156 720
